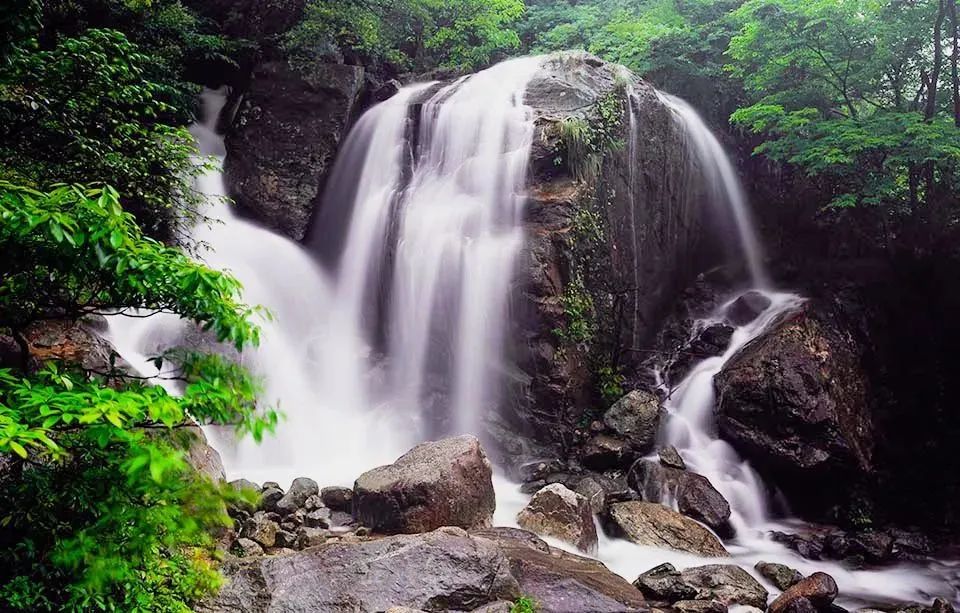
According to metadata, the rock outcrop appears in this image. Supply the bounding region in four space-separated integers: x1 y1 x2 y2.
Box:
607 502 728 557
714 306 873 513
225 60 365 240
353 435 495 534
204 527 521 612
517 483 598 553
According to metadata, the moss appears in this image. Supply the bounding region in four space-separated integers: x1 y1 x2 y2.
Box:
553 271 597 345
558 90 626 182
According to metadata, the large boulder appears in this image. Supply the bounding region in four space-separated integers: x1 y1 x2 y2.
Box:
607 502 727 557
506 51 710 455
203 527 520 612
353 435 495 534
714 307 873 513
678 565 768 608
627 460 731 536
475 527 647 613
517 483 598 553
225 60 365 240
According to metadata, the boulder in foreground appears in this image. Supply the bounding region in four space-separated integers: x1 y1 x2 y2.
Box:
353 435 495 534
608 501 728 557
517 483 598 553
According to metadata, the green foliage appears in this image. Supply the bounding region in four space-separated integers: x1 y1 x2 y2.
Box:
559 90 625 182
0 182 277 611
554 272 597 345
511 596 538 613
597 363 625 404
285 0 526 71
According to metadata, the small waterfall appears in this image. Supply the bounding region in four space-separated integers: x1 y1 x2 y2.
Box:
656 92 769 288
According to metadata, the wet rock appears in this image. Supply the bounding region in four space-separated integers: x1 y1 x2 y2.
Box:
243 512 279 548
782 597 818 613
755 561 804 591
353 435 495 534
665 323 736 384
295 526 326 549
232 537 264 557
679 564 768 608
274 529 297 549
477 526 647 613
206 527 520 612
303 508 331 529
715 309 873 515
725 291 772 326
372 79 402 102
607 501 728 557
603 390 663 453
224 61 365 240
582 434 634 470
848 530 894 564
768 572 839 613
320 486 353 512
519 459 567 483
517 483 598 553
470 602 514 613
575 476 608 514
275 477 319 516
659 446 686 470
632 563 697 602
771 531 825 560
627 460 732 536
259 487 284 512
888 528 935 559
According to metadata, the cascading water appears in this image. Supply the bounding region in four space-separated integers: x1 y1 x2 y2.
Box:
107 60 958 607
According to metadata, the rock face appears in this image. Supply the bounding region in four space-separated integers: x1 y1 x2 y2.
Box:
204 527 520 612
504 51 711 454
607 502 728 557
476 527 648 613
517 483 598 553
225 60 365 240
627 460 732 536
353 435 495 534
714 307 873 513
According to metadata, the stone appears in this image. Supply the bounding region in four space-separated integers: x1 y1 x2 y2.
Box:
516 483 598 553
582 434 634 470
575 476 608 514
632 563 697 602
475 526 647 613
725 291 772 326
320 486 353 512
848 530 894 563
470 602 514 613
603 390 663 453
372 79 402 102
608 502 728 557
627 460 732 536
259 487 283 512
233 537 264 557
230 479 262 494
262 481 281 491
204 527 520 612
274 529 297 549
675 600 728 613
353 435 495 534
715 309 873 515
295 526 327 549
243 512 278 548
659 446 686 470
303 508 331 529
224 61 365 240
302 494 323 511
782 597 818 613
678 564 768 608
771 532 825 560
275 477 319 515
768 572 839 613
755 561 804 590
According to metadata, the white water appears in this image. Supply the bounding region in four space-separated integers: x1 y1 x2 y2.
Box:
105 64 959 607
656 92 770 289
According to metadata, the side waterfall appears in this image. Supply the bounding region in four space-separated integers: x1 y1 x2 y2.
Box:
107 60 956 606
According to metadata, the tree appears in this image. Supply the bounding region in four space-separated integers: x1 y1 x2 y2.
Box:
0 182 277 611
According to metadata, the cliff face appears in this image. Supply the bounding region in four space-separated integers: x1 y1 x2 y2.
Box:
499 53 710 454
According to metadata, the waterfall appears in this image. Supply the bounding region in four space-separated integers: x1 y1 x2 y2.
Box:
656 92 770 288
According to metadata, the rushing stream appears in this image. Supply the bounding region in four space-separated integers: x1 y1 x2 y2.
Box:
108 57 959 607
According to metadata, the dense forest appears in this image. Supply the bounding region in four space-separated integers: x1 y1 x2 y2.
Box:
1 0 959 611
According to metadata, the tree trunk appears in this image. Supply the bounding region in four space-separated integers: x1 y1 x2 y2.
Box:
926 0 947 121
950 0 960 126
